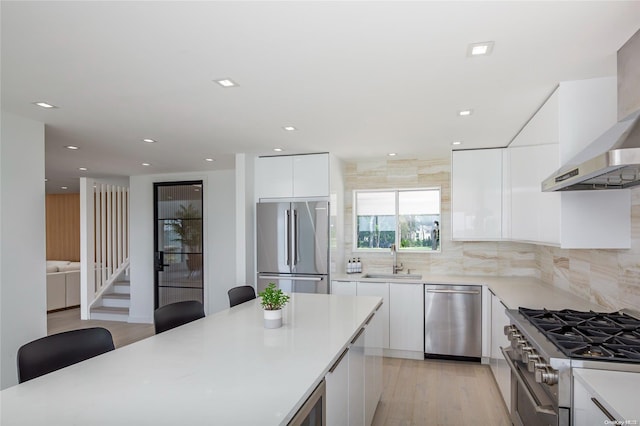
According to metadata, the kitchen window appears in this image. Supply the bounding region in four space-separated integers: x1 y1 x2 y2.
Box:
354 188 441 252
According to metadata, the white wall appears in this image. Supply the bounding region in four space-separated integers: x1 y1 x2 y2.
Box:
0 112 47 389
129 170 236 323
330 155 346 275
234 154 256 287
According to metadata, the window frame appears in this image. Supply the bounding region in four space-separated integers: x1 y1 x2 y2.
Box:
352 187 441 253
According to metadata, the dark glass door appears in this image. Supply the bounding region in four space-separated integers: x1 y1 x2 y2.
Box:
154 181 204 309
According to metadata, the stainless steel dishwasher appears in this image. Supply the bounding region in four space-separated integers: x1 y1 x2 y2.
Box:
424 284 482 359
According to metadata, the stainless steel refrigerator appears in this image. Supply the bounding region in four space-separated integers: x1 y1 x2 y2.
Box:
256 200 329 294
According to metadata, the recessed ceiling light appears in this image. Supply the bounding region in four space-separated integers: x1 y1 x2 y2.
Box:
65 145 79 150
458 109 473 117
142 162 151 166
273 148 283 152
60 186 68 190
205 158 215 162
78 167 88 171
388 153 397 157
142 138 156 143
467 41 494 57
214 78 238 88
33 102 57 109
452 141 462 146
283 126 297 131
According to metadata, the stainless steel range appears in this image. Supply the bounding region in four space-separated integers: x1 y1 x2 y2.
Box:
503 307 640 426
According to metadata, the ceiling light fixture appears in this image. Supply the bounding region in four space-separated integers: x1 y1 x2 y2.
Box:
33 102 57 109
78 167 88 171
142 138 156 143
142 162 151 166
452 141 462 146
273 148 283 152
214 78 238 88
283 126 297 131
388 153 397 157
467 41 494 57
65 145 79 150
61 186 68 190
458 109 473 117
205 158 215 162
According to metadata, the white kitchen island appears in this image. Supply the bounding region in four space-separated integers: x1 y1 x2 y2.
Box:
0 293 382 426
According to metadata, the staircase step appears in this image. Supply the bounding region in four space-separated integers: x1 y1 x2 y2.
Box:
91 306 129 321
112 281 131 295
102 292 130 308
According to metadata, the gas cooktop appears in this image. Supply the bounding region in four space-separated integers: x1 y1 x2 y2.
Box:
519 308 640 363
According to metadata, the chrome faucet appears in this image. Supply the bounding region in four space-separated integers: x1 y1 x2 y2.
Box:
390 244 403 274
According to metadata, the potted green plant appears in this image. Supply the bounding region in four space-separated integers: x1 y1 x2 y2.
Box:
258 283 290 329
170 203 202 276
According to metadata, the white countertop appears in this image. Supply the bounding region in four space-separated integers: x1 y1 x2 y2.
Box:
0 293 382 426
333 273 606 311
573 368 640 422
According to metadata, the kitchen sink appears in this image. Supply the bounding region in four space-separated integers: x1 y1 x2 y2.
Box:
361 273 422 280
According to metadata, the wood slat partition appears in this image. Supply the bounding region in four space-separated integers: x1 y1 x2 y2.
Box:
46 193 80 261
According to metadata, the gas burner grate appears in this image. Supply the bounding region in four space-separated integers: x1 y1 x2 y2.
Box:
518 307 640 363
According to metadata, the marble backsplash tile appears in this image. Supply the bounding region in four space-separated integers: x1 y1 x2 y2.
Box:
343 157 640 311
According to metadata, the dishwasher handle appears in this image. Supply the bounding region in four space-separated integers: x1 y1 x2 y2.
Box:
426 289 480 295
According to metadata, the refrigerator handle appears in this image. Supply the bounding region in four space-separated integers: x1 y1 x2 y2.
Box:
286 209 292 267
294 209 300 265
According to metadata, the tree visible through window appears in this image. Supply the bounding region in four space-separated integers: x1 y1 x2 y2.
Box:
355 188 441 251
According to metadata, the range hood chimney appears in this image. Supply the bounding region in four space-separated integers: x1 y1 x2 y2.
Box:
542 29 640 192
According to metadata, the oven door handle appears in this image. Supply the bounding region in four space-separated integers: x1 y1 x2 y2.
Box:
500 347 557 417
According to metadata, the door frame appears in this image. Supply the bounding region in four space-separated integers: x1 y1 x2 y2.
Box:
153 180 206 309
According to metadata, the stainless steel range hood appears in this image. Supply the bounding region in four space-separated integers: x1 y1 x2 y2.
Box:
542 28 640 192
541 113 640 191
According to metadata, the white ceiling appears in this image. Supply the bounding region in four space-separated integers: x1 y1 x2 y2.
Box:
2 1 640 193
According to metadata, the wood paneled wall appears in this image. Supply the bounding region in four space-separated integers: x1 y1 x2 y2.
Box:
46 193 80 261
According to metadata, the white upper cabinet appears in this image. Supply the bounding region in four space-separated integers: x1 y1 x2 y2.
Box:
507 144 561 245
255 155 293 199
451 149 503 240
502 77 630 248
556 77 630 249
558 77 617 164
255 153 329 200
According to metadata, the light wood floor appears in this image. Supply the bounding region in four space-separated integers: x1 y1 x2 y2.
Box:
47 308 155 348
48 310 510 425
372 357 510 426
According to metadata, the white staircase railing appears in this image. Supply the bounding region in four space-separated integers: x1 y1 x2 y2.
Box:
80 178 130 320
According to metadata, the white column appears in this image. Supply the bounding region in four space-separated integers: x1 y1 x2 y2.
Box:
0 112 47 389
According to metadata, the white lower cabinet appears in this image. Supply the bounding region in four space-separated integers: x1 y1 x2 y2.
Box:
364 309 383 425
357 282 390 349
389 283 424 352
326 347 350 426
348 327 366 426
326 308 383 426
490 292 511 412
331 280 357 296
573 372 618 425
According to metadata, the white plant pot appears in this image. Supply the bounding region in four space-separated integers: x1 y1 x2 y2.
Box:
264 309 283 329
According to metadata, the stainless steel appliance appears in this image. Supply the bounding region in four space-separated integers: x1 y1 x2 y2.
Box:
424 284 482 359
288 379 326 426
503 307 640 426
256 200 329 294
